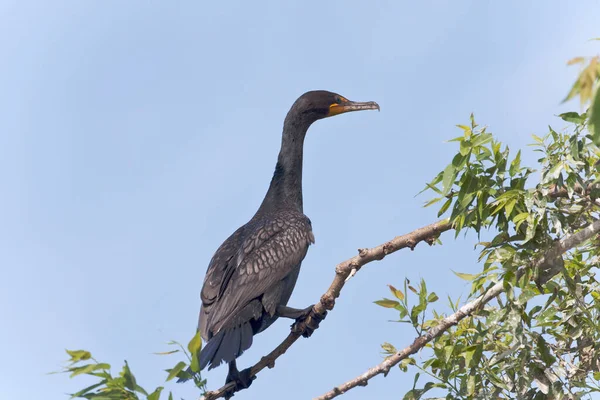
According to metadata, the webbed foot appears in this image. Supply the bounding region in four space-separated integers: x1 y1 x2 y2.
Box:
224 360 254 399
289 305 327 338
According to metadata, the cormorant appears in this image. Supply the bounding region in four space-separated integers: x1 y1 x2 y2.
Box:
189 90 379 391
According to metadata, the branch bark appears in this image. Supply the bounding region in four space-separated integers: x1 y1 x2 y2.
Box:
314 218 600 400
201 219 452 400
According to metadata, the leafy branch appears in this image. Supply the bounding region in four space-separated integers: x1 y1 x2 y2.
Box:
315 217 600 400
55 334 206 400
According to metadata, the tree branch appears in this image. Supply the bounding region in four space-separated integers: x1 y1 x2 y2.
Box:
201 219 452 400
314 219 600 400
548 182 599 199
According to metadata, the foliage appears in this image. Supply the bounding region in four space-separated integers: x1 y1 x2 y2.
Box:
376 51 600 399
55 334 206 399
564 53 600 145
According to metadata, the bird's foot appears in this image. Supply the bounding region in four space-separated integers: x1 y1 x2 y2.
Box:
276 304 314 320
224 362 254 399
290 305 327 338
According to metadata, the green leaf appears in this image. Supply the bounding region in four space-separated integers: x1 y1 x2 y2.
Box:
188 332 203 374
471 132 493 148
423 197 442 208
121 361 146 395
153 350 179 356
531 134 544 145
166 361 187 382
388 285 405 301
456 124 471 133
187 331 202 355
563 73 583 103
443 345 454 363
66 349 92 363
69 381 106 397
441 164 457 196
381 342 397 354
548 162 565 180
69 363 111 378
459 140 471 156
504 198 516 217
513 212 529 230
536 335 556 367
452 153 468 169
567 56 586 65
456 175 477 211
509 150 521 176
413 372 420 388
398 357 415 372
402 382 437 400
452 270 476 281
419 177 443 196
467 374 476 395
589 84 600 146
463 348 475 368
147 387 164 400
524 214 538 243
427 293 439 303
558 111 586 124
470 113 478 128
190 353 200 374
437 198 452 217
418 278 427 305
410 302 424 324
396 303 408 319
374 299 399 308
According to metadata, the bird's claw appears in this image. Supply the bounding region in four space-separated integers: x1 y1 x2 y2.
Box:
291 305 327 338
224 366 254 399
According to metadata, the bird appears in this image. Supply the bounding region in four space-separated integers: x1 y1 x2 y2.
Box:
186 90 379 392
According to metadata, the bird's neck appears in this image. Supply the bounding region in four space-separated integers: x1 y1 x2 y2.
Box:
258 120 309 214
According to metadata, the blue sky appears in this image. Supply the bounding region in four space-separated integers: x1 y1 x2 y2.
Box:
1 1 599 399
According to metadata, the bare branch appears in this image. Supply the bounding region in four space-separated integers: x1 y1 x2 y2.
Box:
314 219 600 400
201 219 452 400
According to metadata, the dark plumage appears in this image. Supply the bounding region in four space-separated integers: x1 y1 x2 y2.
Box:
198 211 314 371
185 90 379 391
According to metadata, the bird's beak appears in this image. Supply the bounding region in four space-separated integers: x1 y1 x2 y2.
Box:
328 100 380 117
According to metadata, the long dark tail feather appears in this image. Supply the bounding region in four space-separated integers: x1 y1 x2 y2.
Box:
208 328 235 370
240 323 252 354
177 322 254 383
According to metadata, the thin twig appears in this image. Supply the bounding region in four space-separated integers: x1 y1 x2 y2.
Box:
314 219 600 400
200 219 452 400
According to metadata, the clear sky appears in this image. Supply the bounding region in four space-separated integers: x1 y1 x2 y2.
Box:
1 1 600 399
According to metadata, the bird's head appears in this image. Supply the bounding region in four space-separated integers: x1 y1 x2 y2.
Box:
286 90 380 126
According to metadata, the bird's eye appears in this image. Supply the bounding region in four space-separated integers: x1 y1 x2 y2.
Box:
335 96 342 104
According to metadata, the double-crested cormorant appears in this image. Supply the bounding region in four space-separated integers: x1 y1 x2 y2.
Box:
190 90 379 390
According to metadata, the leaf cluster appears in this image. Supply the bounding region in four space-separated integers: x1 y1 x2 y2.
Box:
378 100 600 398
55 333 206 400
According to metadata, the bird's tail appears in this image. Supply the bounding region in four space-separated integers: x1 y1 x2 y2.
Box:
176 322 253 383
201 322 253 370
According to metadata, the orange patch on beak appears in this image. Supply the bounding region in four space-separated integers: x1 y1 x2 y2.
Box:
327 98 380 117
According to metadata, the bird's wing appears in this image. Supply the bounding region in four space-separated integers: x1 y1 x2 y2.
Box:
198 225 247 339
199 213 314 338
